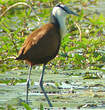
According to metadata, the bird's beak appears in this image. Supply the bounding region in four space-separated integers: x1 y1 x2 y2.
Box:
67 10 78 16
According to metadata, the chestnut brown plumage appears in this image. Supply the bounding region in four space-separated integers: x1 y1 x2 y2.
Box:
16 24 61 65
16 4 78 107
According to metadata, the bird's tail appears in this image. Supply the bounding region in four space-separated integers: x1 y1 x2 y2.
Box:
16 47 25 60
15 55 25 60
15 56 20 60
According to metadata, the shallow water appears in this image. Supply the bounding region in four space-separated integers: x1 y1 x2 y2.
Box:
0 69 105 109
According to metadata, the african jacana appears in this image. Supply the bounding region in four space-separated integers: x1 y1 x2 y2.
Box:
16 4 78 107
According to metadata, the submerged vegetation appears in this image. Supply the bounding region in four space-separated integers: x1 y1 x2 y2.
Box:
0 0 105 73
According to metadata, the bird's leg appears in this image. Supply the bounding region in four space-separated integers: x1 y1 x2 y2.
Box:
39 64 53 107
26 66 32 104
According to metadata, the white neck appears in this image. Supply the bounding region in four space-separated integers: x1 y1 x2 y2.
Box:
52 7 67 37
56 15 66 37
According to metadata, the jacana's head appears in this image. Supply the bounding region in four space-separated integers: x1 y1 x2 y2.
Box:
52 4 78 18
51 4 78 36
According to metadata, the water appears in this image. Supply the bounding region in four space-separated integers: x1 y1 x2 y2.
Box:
0 69 105 109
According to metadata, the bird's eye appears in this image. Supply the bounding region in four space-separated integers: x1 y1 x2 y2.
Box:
56 4 68 13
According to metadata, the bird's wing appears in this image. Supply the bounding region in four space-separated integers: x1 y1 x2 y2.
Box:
18 24 60 59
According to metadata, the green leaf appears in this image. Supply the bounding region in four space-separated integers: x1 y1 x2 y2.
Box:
21 102 32 110
40 103 44 110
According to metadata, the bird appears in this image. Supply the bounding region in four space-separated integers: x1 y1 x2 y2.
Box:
16 4 78 107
